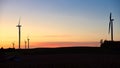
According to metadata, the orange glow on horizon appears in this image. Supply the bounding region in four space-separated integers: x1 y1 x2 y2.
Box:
31 42 100 48
0 42 100 49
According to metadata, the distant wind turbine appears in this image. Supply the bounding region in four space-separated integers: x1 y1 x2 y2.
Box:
27 36 30 49
108 12 114 41
16 17 22 49
25 40 27 49
12 42 15 48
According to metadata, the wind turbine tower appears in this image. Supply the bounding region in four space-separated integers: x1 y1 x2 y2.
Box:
27 37 30 49
16 17 22 49
12 42 15 48
109 12 114 41
25 40 27 49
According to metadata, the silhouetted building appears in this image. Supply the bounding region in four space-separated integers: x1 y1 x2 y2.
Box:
101 40 120 48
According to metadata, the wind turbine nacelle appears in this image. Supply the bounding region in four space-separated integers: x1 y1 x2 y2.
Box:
16 25 22 27
111 19 114 21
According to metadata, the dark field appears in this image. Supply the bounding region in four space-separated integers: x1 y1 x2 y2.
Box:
0 47 120 68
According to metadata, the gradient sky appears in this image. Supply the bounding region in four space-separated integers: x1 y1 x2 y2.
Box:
0 0 120 48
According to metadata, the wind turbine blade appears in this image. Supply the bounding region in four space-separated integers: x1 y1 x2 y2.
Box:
108 22 111 34
18 17 21 25
110 12 112 21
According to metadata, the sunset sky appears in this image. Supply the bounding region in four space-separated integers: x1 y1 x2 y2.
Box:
0 0 120 48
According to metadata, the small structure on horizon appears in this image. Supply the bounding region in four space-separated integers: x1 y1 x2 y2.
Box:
27 36 30 49
25 40 27 49
12 42 15 49
101 40 120 48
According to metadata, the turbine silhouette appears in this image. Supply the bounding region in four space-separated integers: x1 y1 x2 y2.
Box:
25 40 27 49
27 36 30 49
12 42 15 48
16 17 22 49
108 12 114 41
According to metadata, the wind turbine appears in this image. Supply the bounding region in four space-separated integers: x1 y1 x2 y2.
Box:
27 36 30 49
25 40 27 49
16 17 22 49
12 42 15 48
108 12 114 41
